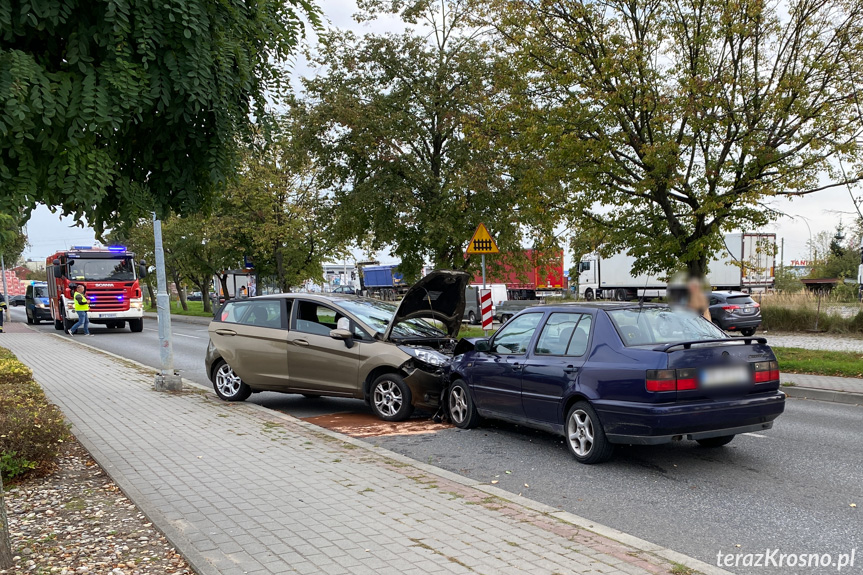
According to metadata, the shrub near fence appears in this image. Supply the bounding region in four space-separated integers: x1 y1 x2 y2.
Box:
758 293 863 334
0 348 70 480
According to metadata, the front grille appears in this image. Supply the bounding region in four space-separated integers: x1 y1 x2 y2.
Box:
86 288 131 311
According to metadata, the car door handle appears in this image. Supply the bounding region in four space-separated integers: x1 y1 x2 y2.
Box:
511 363 523 371
563 365 578 374
214 329 236 336
292 339 310 347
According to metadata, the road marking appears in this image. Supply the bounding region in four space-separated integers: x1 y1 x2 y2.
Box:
742 432 769 438
175 333 201 339
144 328 158 332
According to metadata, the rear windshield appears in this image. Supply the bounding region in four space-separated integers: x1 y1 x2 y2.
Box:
607 308 727 347
726 295 755 305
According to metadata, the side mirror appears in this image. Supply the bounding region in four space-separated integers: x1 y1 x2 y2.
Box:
138 262 148 278
329 328 354 348
474 339 491 352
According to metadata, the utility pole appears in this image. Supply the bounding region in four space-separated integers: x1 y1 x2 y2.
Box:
152 214 182 391
1 254 9 323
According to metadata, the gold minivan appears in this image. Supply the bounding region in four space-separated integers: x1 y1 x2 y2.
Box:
205 270 469 421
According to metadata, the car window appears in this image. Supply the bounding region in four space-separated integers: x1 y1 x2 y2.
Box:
607 308 726 346
491 313 543 354
219 300 288 328
726 295 756 305
295 300 359 337
335 298 446 338
709 297 719 305
534 313 593 356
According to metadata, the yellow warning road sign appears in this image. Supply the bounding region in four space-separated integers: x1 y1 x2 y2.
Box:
465 223 499 254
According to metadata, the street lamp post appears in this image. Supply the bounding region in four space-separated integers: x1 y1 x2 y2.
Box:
153 214 182 391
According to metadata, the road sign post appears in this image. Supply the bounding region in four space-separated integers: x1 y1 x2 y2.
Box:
466 223 499 335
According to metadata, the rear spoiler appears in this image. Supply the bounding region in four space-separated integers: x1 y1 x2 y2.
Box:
653 337 767 352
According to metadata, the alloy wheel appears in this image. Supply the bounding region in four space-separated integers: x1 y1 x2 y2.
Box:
449 386 468 424
215 363 243 398
567 409 595 457
373 379 403 417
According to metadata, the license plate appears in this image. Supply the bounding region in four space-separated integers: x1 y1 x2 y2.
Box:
743 306 752 313
701 365 750 387
100 313 117 318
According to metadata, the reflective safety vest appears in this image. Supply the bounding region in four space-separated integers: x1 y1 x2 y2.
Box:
73 292 90 312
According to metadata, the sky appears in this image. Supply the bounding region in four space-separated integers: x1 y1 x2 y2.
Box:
19 0 863 269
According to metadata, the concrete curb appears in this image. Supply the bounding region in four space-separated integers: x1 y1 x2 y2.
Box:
143 311 212 325
782 385 862 405
52 332 732 575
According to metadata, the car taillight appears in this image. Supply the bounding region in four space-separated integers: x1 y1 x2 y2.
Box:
722 305 740 311
754 361 779 383
752 302 760 308
646 369 698 392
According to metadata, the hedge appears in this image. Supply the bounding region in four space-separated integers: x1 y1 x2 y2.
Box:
0 347 70 480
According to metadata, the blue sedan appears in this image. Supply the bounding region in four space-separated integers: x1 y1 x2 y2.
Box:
445 303 786 464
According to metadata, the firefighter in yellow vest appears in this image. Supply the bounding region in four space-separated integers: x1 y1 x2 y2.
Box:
67 284 93 336
0 294 6 333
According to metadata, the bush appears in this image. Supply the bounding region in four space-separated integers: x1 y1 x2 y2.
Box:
761 306 863 334
0 348 70 481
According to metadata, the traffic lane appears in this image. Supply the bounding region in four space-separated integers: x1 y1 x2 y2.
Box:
8 307 212 386
365 399 862 574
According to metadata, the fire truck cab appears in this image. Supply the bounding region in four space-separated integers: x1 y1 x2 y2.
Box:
46 246 148 333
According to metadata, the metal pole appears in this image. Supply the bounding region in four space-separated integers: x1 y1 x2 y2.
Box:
482 254 487 336
0 254 9 323
153 214 182 391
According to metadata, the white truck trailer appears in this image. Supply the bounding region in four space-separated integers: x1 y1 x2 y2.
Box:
575 233 776 301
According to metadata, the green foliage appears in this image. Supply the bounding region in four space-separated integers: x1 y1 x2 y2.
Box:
0 213 27 265
482 0 863 277
773 347 863 379
761 306 863 334
774 267 804 294
303 0 560 278
0 349 70 481
808 223 863 282
0 0 321 233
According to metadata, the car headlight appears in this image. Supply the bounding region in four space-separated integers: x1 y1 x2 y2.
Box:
398 346 449 367
36 303 46 308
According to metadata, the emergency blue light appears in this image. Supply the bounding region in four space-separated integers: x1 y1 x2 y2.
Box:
70 246 92 250
117 295 124 301
107 245 126 252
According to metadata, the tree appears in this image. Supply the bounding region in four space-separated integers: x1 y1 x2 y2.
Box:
0 0 320 233
0 213 27 266
216 115 334 293
302 0 560 278
483 0 863 277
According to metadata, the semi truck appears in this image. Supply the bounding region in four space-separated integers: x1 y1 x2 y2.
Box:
46 246 148 332
575 233 776 301
360 264 409 300
471 249 567 300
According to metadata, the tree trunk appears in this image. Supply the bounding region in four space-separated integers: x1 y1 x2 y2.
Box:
171 268 187 311
0 474 13 569
194 279 212 313
686 254 709 279
217 272 230 300
145 277 157 308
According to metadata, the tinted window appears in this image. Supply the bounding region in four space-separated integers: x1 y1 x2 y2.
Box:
220 300 286 328
491 313 543 354
535 313 592 356
607 308 726 346
726 295 755 305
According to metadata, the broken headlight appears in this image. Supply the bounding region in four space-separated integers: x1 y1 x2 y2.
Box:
399 346 449 367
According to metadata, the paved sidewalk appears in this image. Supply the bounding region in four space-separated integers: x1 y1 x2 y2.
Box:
1 330 724 575
780 372 863 405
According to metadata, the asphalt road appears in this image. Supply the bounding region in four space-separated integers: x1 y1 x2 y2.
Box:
9 307 862 574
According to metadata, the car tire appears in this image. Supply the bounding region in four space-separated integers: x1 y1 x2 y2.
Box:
129 318 144 332
34 317 40 325
740 328 756 337
448 380 479 429
565 401 614 464
212 360 252 402
27 314 33 325
696 435 735 448
64 318 74 332
613 289 628 301
584 288 594 301
54 318 64 330
468 311 477 325
369 373 414 421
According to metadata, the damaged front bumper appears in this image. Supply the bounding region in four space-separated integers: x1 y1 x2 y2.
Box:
402 360 448 410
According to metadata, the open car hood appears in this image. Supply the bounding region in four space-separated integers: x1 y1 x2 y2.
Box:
382 270 470 341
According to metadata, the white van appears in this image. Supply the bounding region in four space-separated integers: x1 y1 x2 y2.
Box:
468 283 507 321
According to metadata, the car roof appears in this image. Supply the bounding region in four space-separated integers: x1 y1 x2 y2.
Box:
710 291 751 298
516 302 669 314
236 293 383 305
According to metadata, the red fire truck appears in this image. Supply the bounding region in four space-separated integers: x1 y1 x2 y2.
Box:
46 246 147 332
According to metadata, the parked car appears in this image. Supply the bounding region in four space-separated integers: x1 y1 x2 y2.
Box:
8 294 25 306
445 303 785 464
187 291 203 301
206 270 469 421
25 282 51 324
708 291 762 336
331 285 357 295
